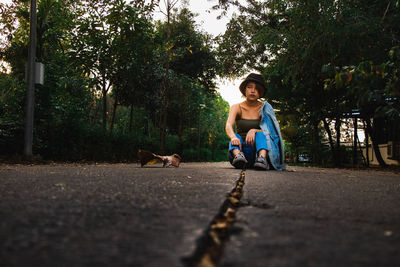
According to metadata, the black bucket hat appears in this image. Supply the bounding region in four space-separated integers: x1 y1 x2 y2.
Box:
239 73 266 98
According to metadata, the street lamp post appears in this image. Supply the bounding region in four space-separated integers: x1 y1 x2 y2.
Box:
24 0 37 158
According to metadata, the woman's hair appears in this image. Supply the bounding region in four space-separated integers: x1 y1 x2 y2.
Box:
239 73 266 98
245 82 264 97
255 83 265 97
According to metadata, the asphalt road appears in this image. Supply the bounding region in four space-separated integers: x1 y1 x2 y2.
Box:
0 162 399 267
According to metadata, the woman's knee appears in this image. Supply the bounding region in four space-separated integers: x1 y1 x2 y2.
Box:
255 131 268 151
228 134 244 151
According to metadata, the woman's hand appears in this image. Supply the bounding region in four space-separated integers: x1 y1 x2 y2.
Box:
231 136 242 150
245 129 258 146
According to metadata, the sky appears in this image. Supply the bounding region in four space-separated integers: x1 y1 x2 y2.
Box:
0 0 244 105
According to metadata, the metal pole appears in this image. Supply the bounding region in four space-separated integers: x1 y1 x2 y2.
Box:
24 0 37 158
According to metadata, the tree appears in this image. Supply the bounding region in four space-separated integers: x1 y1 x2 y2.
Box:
0 0 93 158
157 0 179 153
70 0 117 130
323 46 400 167
154 6 219 153
214 0 400 166
105 1 156 136
0 0 225 162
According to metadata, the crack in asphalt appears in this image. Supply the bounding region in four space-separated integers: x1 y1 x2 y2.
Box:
182 170 246 267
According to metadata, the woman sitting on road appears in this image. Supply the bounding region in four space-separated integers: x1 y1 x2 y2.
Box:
225 73 285 170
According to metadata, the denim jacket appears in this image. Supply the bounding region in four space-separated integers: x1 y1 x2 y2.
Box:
260 101 285 170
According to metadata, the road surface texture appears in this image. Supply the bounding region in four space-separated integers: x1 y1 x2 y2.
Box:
0 162 399 267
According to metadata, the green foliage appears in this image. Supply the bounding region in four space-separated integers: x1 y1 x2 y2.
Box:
323 46 400 121
0 73 25 154
215 0 400 165
0 0 227 162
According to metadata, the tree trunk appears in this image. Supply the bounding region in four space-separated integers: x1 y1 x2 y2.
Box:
159 89 168 154
148 116 152 138
197 112 201 161
102 78 107 131
90 97 100 126
334 118 341 166
311 120 320 164
161 3 172 154
109 100 118 137
160 0 179 153
177 86 184 154
353 118 358 166
177 85 183 143
129 104 134 133
178 111 183 143
364 121 370 167
159 110 163 140
161 98 168 153
365 118 387 167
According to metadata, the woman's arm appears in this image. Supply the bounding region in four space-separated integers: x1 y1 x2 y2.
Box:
225 104 241 149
